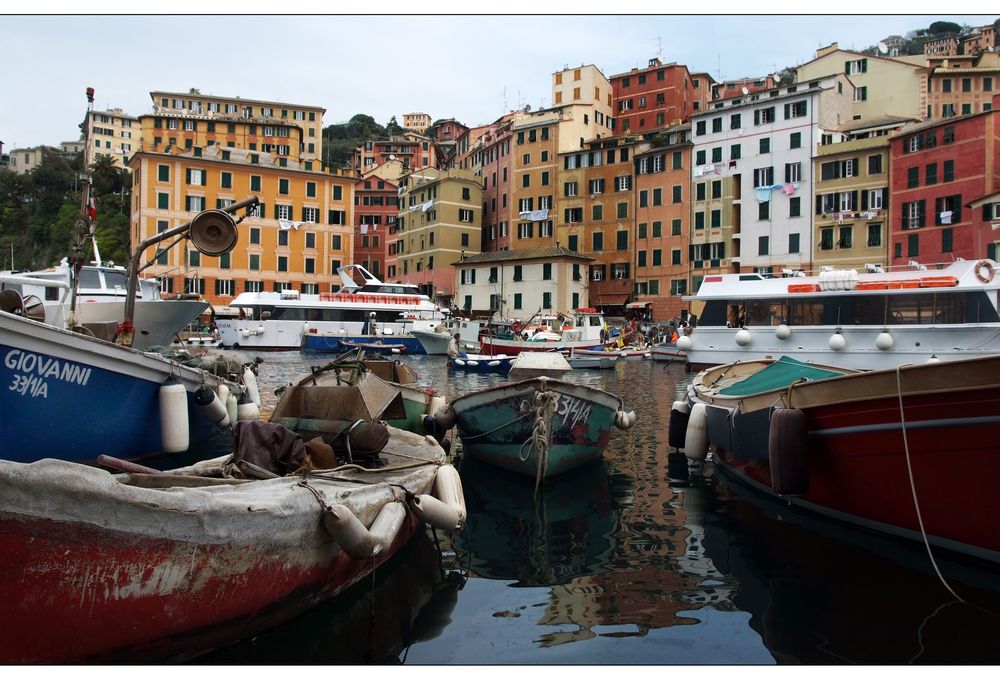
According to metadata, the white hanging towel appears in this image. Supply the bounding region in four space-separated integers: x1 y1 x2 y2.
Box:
278 219 293 230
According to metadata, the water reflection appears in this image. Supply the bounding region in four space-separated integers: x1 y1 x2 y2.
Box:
456 457 617 586
200 532 460 664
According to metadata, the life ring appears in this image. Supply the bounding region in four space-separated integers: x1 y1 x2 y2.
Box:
974 260 995 284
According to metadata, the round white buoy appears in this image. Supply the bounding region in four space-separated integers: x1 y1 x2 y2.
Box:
433 405 457 430
685 403 709 462
241 329 251 338
488 360 500 367
236 392 260 421
775 324 791 340
676 335 693 351
828 333 846 351
242 367 261 407
671 400 690 414
158 377 189 453
454 358 465 366
257 326 265 335
735 329 752 346
467 360 479 367
226 391 238 426
194 386 230 427
875 332 894 350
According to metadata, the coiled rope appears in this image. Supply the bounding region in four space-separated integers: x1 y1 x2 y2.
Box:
518 390 558 495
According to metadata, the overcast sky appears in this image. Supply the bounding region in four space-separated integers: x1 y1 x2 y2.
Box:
3 13 997 150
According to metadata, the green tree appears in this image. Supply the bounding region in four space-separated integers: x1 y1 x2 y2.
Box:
928 20 961 35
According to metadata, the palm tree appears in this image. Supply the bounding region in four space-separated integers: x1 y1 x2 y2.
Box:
89 154 121 195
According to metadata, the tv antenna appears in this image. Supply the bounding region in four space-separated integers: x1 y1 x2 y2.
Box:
656 36 662 58
877 41 889 54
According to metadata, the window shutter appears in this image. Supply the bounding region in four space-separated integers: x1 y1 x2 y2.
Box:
185 168 191 184
816 195 822 215
274 204 280 219
185 196 191 211
862 58 868 73
754 110 760 125
851 191 858 211
783 103 790 119
845 60 851 74
861 189 868 210
833 193 841 211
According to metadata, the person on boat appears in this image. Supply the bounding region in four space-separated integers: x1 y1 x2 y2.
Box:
447 333 461 359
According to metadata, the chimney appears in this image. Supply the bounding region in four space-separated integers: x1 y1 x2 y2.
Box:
816 42 839 58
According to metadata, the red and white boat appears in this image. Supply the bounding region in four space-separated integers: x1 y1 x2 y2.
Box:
479 308 609 356
0 427 465 663
680 354 1000 564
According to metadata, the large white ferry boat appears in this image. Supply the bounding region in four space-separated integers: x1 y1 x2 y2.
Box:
217 265 447 350
680 258 1000 370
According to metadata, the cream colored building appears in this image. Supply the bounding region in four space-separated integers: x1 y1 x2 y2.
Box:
551 64 615 142
149 89 325 166
85 108 139 169
5 146 54 173
796 44 927 122
402 112 432 132
453 246 592 317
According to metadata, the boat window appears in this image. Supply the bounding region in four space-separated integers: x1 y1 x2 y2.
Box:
45 286 60 301
745 300 786 326
78 269 102 289
103 270 128 290
787 298 824 325
698 301 728 326
254 305 274 321
589 316 602 326
965 291 999 323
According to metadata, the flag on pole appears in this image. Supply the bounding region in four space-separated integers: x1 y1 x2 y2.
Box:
86 193 97 223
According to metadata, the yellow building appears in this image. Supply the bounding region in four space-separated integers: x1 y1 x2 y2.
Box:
85 108 139 169
510 109 560 250
130 90 352 306
128 146 354 307
812 136 891 270
402 112 432 132
149 89 325 165
394 167 483 302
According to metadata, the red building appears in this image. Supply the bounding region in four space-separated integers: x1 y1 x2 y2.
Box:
610 58 695 136
889 93 1000 267
354 134 436 175
353 177 398 279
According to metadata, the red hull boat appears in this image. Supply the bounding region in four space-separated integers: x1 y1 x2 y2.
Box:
686 355 1000 563
0 427 465 663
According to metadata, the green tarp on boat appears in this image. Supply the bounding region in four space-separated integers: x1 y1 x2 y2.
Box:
718 356 846 396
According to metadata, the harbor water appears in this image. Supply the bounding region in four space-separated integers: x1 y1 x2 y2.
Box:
204 351 1000 664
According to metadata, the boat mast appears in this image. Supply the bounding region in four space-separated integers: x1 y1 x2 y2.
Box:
67 86 97 329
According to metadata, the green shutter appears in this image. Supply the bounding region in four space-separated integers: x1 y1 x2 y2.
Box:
754 110 760 125
185 168 191 184
845 60 851 74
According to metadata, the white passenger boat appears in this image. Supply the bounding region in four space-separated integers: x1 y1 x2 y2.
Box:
1 260 207 350
680 259 1000 370
217 265 447 350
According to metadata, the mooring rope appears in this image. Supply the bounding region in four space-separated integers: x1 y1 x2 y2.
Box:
518 390 557 496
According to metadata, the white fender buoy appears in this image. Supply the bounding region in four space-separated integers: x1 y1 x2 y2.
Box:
158 377 189 453
672 400 690 415
427 395 446 418
875 332 894 350
366 501 408 556
433 465 467 524
411 494 462 532
676 335 693 351
735 329 752 346
685 403 709 462
466 360 479 367
828 333 846 351
216 383 230 410
454 358 465 366
322 504 376 560
257 326 265 335
236 392 260 421
433 404 457 430
775 324 791 340
615 408 637 430
194 386 229 427
241 329 251 338
488 360 500 367
226 391 238 426
391 348 401 354
242 366 261 407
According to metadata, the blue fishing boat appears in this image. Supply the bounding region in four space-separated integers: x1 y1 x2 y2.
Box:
1 307 253 465
435 376 635 483
450 353 514 373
